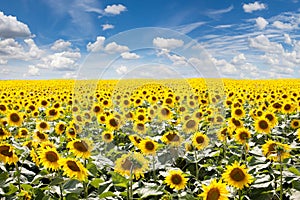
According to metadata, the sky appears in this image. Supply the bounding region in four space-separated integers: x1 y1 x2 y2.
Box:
0 0 300 79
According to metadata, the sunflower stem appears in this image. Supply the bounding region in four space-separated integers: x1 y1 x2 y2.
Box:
59 181 63 200
15 162 21 193
280 157 283 200
194 150 199 180
238 189 242 200
243 143 248 167
152 155 157 182
127 165 133 200
83 159 88 200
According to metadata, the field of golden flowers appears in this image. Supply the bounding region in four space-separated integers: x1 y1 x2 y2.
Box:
0 78 300 200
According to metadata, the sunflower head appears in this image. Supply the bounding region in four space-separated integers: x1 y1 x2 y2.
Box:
138 138 158 156
291 119 300 129
67 139 93 159
222 161 253 189
39 147 60 171
59 158 88 181
165 169 188 190
199 179 229 200
102 131 114 143
235 128 251 144
255 117 271 134
192 132 209 150
161 130 182 147
129 134 142 147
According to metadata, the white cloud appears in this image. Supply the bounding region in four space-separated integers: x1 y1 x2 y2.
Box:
36 51 81 71
24 39 44 59
102 24 114 31
116 65 128 75
249 34 284 54
63 72 78 79
153 37 184 50
51 39 72 51
272 21 294 30
0 59 7 65
256 17 268 30
211 57 238 75
121 52 140 59
104 42 129 53
0 11 31 38
104 4 126 15
87 36 105 52
175 21 206 34
284 34 292 45
24 65 40 76
232 53 246 64
243 2 266 13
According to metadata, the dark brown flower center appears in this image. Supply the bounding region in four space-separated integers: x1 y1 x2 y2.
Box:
161 108 170 116
45 151 59 162
49 109 57 116
259 120 269 129
136 123 145 131
186 120 196 128
239 132 249 140
58 124 65 131
196 136 204 144
207 188 220 200
138 115 145 121
37 132 46 140
10 113 20 123
0 128 5 136
145 141 155 151
0 145 13 157
235 109 243 116
104 133 112 140
67 160 81 172
21 129 28 136
93 106 101 113
265 114 274 121
73 141 88 152
109 118 118 127
230 168 245 182
40 122 47 129
293 121 299 127
284 104 291 111
166 132 180 142
171 174 182 185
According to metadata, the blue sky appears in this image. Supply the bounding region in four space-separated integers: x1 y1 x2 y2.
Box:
0 0 300 79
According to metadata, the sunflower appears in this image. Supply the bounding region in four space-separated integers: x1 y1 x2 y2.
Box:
0 143 18 165
222 161 253 189
192 132 209 150
290 119 300 129
17 127 29 138
102 131 114 143
40 141 56 149
30 149 40 166
254 117 271 134
60 158 88 181
66 126 77 139
281 101 296 114
229 118 243 129
234 128 251 144
46 108 60 120
217 127 232 141
232 107 245 119
138 138 158 156
262 140 291 162
55 121 66 135
199 179 229 200
36 121 50 132
263 112 278 127
33 130 48 142
7 111 23 127
158 106 172 121
67 139 92 158
129 134 142 147
165 169 188 190
297 128 300 141
161 130 182 147
133 122 147 134
0 127 10 140
106 116 120 130
39 147 61 171
115 152 149 179
183 118 198 133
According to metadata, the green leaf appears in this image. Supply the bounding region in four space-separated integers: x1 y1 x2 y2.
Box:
98 191 116 199
289 167 300 176
5 183 18 196
66 193 79 200
34 188 45 199
0 172 8 185
21 184 33 192
87 163 99 177
109 171 128 188
64 179 80 189
292 180 300 191
90 178 104 188
50 177 65 186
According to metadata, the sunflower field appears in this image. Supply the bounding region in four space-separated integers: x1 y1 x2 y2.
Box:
0 78 300 200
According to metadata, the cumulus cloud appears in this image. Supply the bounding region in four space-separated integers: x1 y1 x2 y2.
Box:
272 21 294 30
243 2 266 13
102 24 114 30
24 39 44 59
255 17 268 30
284 34 292 45
24 65 40 76
232 53 246 64
0 11 31 38
121 52 140 59
36 51 81 71
51 39 72 51
104 42 129 53
104 4 126 15
116 65 128 75
63 72 78 79
249 34 284 54
87 36 106 52
153 37 184 50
